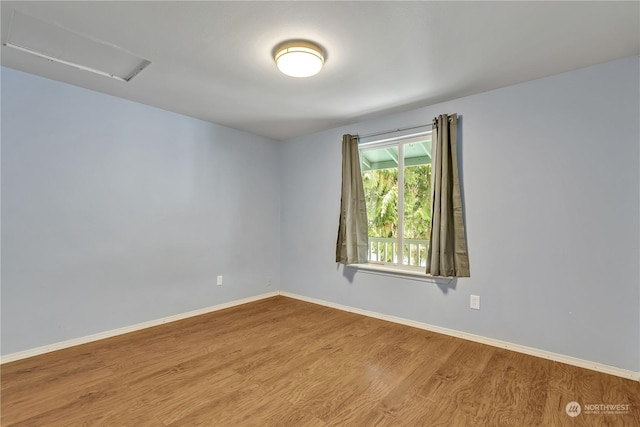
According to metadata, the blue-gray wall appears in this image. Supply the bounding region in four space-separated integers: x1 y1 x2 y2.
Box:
2 57 639 373
1 68 281 355
279 56 640 372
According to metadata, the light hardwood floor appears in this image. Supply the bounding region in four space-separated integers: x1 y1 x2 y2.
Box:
1 296 639 426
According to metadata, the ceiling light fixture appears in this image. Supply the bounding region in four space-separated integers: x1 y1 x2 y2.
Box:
274 41 324 78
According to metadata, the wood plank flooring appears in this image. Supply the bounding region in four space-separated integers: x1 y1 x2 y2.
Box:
1 296 639 426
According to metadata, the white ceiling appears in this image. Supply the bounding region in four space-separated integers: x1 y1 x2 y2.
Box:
1 1 638 141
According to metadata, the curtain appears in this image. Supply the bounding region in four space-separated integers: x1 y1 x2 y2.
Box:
426 114 470 277
336 134 369 264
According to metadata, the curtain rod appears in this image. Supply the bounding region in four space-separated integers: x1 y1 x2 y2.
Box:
358 123 432 140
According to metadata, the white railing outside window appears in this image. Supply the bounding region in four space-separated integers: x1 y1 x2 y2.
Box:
368 237 430 267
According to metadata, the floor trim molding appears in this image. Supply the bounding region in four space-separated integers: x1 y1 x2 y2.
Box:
3 290 638 381
0 291 279 364
279 291 640 382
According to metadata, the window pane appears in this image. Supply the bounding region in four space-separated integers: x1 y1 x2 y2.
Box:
402 139 432 267
361 146 399 263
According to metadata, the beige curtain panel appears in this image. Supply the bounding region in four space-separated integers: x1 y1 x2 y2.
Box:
336 134 369 265
427 114 470 277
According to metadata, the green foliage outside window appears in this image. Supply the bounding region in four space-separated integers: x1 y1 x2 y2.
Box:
403 164 432 240
362 168 399 238
362 163 432 265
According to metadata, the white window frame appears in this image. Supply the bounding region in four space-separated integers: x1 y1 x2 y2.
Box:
358 131 433 274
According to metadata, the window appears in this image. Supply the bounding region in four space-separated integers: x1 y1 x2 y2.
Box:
359 132 432 270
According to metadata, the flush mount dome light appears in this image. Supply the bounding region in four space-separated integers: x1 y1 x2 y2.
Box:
274 41 324 78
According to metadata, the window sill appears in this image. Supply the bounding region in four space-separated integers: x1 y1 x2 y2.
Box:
345 263 454 284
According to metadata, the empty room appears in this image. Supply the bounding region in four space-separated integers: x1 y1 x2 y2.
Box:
1 1 639 426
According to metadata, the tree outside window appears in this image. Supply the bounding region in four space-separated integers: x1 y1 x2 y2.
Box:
360 133 432 268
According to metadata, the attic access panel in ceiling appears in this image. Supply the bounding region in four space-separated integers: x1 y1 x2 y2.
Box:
4 10 150 82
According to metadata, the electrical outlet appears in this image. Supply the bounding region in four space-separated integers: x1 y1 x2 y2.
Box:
267 277 272 287
470 295 480 310
217 275 223 286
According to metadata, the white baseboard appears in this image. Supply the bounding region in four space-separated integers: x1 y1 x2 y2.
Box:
279 291 640 382
0 291 279 364
3 289 638 382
